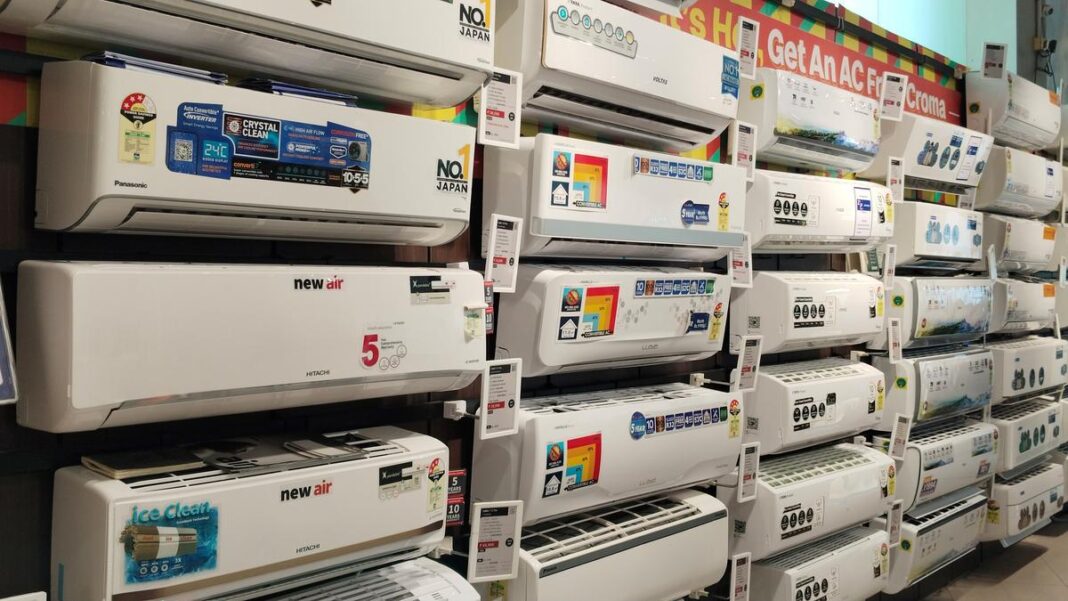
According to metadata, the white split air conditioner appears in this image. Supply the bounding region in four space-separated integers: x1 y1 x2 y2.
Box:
729 272 885 354
984 336 1068 405
483 134 746 262
1043 105 1068 152
872 277 993 350
260 558 477 601
738 68 881 172
717 443 895 561
872 348 994 431
744 358 884 455
1 595 45 601
990 278 1056 334
858 113 994 195
498 490 728 601
51 427 450 601
495 0 739 151
968 214 1057 274
746 170 893 253
983 398 1064 472
16 262 486 433
981 463 1065 543
1051 442 1068 493
36 61 474 245
604 0 697 15
496 265 731 377
891 201 984 271
875 488 987 595
472 383 741 524
887 420 999 512
0 0 492 106
966 71 1062 151
750 527 890 601
973 147 1063 218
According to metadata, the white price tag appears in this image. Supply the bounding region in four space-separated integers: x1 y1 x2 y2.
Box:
738 443 760 503
480 359 522 440
887 156 904 204
729 553 752 601
732 121 757 182
887 499 904 546
735 336 762 392
986 245 998 280
957 190 975 211
879 73 907 122
737 18 760 80
1060 256 1067 288
888 413 912 461
477 69 522 149
888 317 903 364
467 501 523 583
982 42 1008 79
485 214 522 293
882 244 896 289
730 232 753 288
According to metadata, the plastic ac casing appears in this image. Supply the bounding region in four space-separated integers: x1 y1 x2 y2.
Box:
16 262 486 433
604 0 698 15
482 134 746 262
471 383 742 524
891 201 984 271
982 398 1064 472
968 214 1057 274
495 0 738 151
981 463 1065 542
1051 442 1068 493
258 558 478 601
872 348 994 431
746 170 893 252
990 278 1056 334
873 277 993 351
729 272 885 354
965 72 1062 151
984 337 1068 405
750 527 890 601
973 146 1062 218
496 265 731 377
890 421 998 512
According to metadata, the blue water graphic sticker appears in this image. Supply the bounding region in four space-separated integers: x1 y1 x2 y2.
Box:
122 500 218 585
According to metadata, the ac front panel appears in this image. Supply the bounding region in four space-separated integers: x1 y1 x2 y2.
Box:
0 0 493 106
981 463 1065 542
744 358 884 455
717 443 895 561
495 0 739 151
257 558 478 601
471 383 742 524
894 421 998 511
858 113 994 195
891 201 984 270
973 146 1062 218
35 61 474 246
985 337 1068 405
51 427 449 601
604 0 698 16
729 272 885 355
496 266 731 377
985 398 1064 472
745 170 894 253
750 527 890 601
967 214 1057 274
966 72 1062 151
873 277 993 350
990 279 1056 334
738 68 881 173
872 349 994 431
483 134 746 262
16 262 486 432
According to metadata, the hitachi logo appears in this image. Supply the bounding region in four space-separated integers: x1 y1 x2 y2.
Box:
294 276 344 291
280 479 333 503
306 369 330 377
114 180 148 188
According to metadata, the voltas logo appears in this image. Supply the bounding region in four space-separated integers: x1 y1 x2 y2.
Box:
294 276 344 291
436 144 471 195
280 479 333 503
459 0 492 42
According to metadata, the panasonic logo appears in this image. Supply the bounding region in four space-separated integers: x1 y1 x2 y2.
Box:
114 180 148 189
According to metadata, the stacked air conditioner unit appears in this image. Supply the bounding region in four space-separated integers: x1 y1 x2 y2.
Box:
495 0 738 151
1051 442 1068 492
749 527 890 601
745 170 894 253
16 262 487 432
973 147 1063 218
737 68 881 172
260 558 478 601
983 398 1064 472
885 420 999 511
872 277 994 350
981 463 1065 543
990 279 1056 334
984 337 1068 405
729 272 885 354
965 71 1062 151
744 358 885 455
482 134 747 262
968 214 1057 274
0 1 494 105
890 201 985 271
872 347 994 430
496 265 731 376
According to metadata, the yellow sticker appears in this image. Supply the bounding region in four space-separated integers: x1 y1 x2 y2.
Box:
987 500 1000 525
709 314 723 341
489 581 508 601
728 398 742 439
118 92 156 164
876 288 885 317
876 380 885 411
717 192 730 232
885 194 894 223
1044 283 1056 298
887 464 896 497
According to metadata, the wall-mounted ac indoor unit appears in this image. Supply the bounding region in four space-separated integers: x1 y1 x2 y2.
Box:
983 398 1064 472
729 272 885 354
968 214 1057 274
886 420 999 512
981 463 1065 543
891 201 984 271
984 337 1068 405
871 277 993 351
483 134 746 262
738 68 881 172
496 265 731 377
973 147 1062 218
52 427 449 601
750 527 890 601
1051 442 1068 493
744 358 884 455
16 262 486 433
35 61 474 245
472 383 742 524
858 113 994 195
496 490 728 601
260 558 477 601
495 0 738 151
1043 105 1068 152
872 348 994 431
0 1 492 106
965 71 1062 151
746 170 893 253
716 443 895 561
990 279 1056 334
875 488 987 595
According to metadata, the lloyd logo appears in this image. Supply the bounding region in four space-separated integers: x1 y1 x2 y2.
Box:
280 479 334 503
437 144 472 194
459 0 491 42
294 276 344 291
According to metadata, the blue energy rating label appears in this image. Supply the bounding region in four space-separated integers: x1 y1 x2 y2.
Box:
634 278 718 297
633 154 714 182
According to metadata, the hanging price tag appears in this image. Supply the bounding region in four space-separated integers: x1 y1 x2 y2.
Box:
982 42 1008 79
879 73 907 122
986 245 998 280
729 553 752 601
888 317 903 364
738 442 760 503
735 335 762 392
479 359 522 440
887 156 904 205
732 121 757 182
1060 257 1067 288
467 501 523 583
888 413 912 461
485 214 522 293
737 18 760 80
477 69 522 149
730 232 753 288
887 499 904 546
882 244 896 289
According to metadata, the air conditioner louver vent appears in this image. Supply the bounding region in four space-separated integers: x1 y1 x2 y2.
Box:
761 446 873 489
524 383 701 414
991 400 1054 421
905 495 981 526
999 463 1058 486
910 421 983 445
760 527 873 569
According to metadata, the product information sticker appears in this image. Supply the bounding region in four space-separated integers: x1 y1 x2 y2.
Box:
119 500 218 585
467 501 523 583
